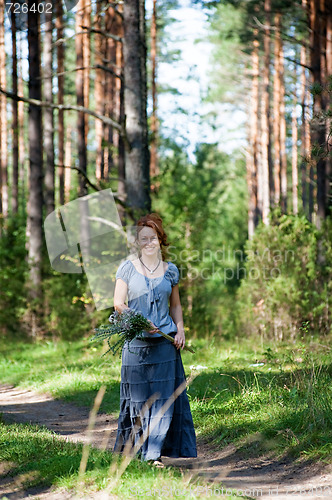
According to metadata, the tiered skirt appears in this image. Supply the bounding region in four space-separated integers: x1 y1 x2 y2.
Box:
113 335 197 461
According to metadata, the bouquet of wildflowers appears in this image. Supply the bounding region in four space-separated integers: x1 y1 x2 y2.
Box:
91 309 194 356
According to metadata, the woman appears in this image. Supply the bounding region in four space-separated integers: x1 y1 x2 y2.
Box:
113 213 197 465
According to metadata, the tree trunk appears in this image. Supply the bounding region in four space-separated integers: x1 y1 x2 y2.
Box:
94 0 104 181
300 1 311 218
11 8 19 214
44 1 55 216
18 42 26 204
56 0 65 205
273 13 281 207
248 28 260 238
83 0 91 146
292 98 299 214
260 0 271 223
64 126 72 203
150 0 159 182
123 0 151 219
27 0 43 336
104 5 116 180
280 39 287 213
325 0 332 215
0 1 8 219
75 0 87 197
310 0 327 227
115 5 126 223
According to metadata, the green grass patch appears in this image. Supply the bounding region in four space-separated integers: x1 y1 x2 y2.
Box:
0 421 240 499
0 335 331 463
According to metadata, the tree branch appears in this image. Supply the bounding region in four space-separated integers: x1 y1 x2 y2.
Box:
0 87 123 132
53 28 122 48
38 64 123 81
81 26 123 43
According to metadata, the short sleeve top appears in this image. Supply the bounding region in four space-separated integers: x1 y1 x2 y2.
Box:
115 260 180 337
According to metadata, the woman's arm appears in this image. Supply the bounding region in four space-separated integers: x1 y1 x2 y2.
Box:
113 278 159 333
113 278 130 313
169 284 185 350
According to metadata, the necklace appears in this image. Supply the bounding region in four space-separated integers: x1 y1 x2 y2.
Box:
139 257 161 274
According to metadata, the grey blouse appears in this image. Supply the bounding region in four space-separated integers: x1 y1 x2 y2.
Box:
115 259 180 338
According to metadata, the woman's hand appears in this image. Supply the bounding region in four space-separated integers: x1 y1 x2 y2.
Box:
148 320 159 334
174 330 185 350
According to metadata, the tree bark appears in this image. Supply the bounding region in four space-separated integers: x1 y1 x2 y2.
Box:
310 0 327 226
123 0 151 219
83 0 91 146
260 0 272 223
44 1 55 216
292 97 299 214
11 8 19 215
27 0 44 336
273 13 281 207
64 126 72 203
56 0 65 206
300 0 311 217
248 28 260 238
94 0 105 181
75 0 87 197
0 1 8 219
150 0 159 181
280 39 287 213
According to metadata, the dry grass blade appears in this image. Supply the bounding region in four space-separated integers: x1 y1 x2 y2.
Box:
79 385 107 480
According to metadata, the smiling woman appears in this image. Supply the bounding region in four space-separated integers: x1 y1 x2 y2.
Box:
112 213 197 465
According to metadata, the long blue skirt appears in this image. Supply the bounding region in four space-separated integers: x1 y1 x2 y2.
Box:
113 335 197 461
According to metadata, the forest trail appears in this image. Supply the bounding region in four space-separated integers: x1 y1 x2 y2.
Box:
0 384 331 500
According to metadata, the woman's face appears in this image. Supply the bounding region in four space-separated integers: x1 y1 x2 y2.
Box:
137 226 161 259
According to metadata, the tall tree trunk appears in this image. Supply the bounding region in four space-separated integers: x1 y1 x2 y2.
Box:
310 0 327 227
280 39 287 213
273 13 281 207
83 0 91 145
76 0 87 197
260 0 271 223
94 0 104 181
64 126 72 203
115 5 126 223
325 0 332 215
56 0 65 205
18 39 26 205
150 0 159 182
0 1 8 219
139 0 150 195
248 28 260 238
44 2 55 216
292 97 299 214
11 8 19 215
300 1 311 217
123 0 151 219
27 0 43 337
103 6 114 180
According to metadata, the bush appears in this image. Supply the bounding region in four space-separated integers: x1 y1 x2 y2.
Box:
235 211 332 340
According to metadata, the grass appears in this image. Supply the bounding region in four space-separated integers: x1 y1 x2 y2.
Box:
0 420 238 499
0 334 331 497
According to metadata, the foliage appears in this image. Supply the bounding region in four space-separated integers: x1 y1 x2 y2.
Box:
92 309 152 356
0 216 28 335
234 211 332 340
42 269 97 341
153 141 248 337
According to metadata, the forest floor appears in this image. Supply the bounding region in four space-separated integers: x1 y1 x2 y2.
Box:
0 384 331 500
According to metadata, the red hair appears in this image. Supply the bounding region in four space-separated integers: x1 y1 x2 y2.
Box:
136 213 169 259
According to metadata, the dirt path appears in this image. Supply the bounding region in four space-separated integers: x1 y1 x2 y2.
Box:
0 384 331 499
